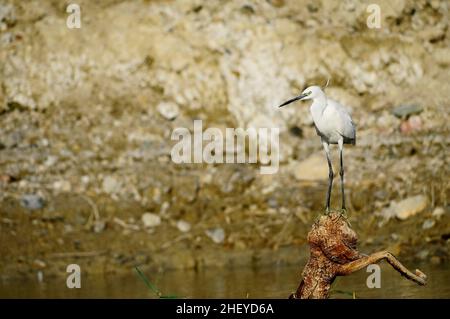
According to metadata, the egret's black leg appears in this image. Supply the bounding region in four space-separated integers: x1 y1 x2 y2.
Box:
326 154 333 212
338 139 346 211
322 142 333 213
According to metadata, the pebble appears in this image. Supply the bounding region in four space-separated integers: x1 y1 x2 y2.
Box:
44 156 58 167
391 233 399 241
53 180 71 192
422 219 435 230
142 213 161 228
415 249 429 260
391 104 423 119
64 224 74 234
20 194 45 210
205 227 225 244
400 115 422 134
33 259 46 269
376 112 399 132
432 207 445 218
81 175 90 185
93 220 106 233
267 198 278 208
176 220 191 233
102 176 120 194
160 201 170 215
157 101 179 120
384 195 428 220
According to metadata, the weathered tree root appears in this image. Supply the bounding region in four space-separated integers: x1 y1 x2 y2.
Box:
290 211 427 299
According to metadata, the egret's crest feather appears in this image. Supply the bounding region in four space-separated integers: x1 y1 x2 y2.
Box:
323 77 331 90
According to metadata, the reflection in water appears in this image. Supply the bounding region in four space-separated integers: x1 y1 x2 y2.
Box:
1 263 448 299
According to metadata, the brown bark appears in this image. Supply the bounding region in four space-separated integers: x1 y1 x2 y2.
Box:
290 211 427 299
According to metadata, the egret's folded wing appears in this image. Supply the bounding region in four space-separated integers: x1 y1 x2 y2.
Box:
329 99 356 141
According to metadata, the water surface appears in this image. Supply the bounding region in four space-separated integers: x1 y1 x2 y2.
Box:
1 263 448 299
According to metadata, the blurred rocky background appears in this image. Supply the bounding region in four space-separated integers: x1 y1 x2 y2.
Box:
0 0 449 280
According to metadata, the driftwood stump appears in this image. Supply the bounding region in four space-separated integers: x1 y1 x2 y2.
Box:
290 211 427 299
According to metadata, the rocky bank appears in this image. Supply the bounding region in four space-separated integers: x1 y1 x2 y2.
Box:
0 0 449 279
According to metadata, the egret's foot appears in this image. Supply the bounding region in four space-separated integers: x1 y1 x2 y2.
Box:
339 208 348 217
315 208 330 223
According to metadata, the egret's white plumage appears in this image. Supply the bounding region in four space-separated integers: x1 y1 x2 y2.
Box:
278 85 356 212
303 86 356 145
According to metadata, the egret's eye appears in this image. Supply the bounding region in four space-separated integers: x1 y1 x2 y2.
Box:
306 91 311 96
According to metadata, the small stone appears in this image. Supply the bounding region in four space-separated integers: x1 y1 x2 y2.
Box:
392 195 428 220
44 156 58 167
376 112 399 132
64 224 74 234
400 115 422 134
148 187 162 204
240 4 255 14
200 173 213 185
432 207 445 218
142 213 161 228
306 3 319 12
33 259 46 269
415 250 429 260
160 201 170 214
374 190 388 200
267 198 278 208
93 220 106 233
176 220 191 233
205 227 225 244
157 101 179 120
20 194 45 210
391 104 423 119
422 219 435 230
81 175 90 184
102 176 120 194
53 180 71 192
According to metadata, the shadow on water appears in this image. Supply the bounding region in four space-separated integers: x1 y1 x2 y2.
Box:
1 263 448 299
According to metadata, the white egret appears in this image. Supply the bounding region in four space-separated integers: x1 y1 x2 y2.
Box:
278 82 356 212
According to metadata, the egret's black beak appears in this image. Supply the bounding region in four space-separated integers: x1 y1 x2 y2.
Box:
278 94 307 108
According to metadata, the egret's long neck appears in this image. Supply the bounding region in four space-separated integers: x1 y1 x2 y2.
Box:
309 94 327 123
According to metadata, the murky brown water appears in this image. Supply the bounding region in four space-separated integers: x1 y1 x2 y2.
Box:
1 262 448 299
